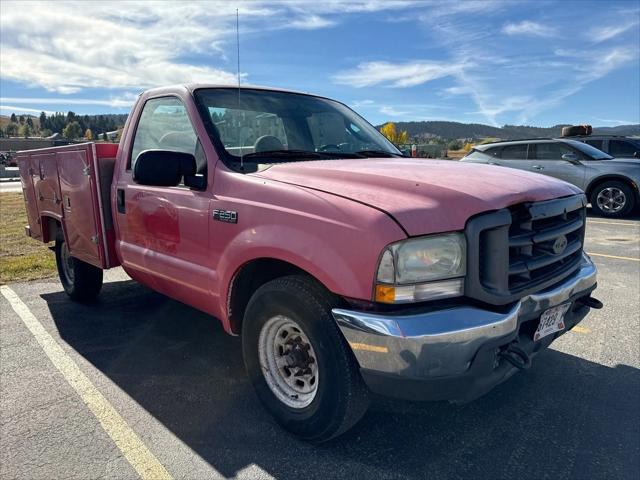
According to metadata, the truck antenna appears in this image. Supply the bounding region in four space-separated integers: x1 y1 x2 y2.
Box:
236 8 243 170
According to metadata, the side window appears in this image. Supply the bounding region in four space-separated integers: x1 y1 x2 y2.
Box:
464 149 494 160
533 142 574 160
501 144 528 160
585 139 604 151
483 146 501 157
130 97 203 174
610 140 637 157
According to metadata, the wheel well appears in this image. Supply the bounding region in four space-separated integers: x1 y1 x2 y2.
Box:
228 258 310 334
41 216 62 243
586 175 639 202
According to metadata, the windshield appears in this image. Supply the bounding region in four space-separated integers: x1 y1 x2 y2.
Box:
194 88 401 167
563 139 613 160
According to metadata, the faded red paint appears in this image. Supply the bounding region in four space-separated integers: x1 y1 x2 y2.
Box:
19 85 579 335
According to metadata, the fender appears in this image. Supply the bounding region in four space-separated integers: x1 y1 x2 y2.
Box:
215 224 367 332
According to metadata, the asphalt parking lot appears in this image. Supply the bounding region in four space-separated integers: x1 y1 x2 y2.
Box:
1 212 639 480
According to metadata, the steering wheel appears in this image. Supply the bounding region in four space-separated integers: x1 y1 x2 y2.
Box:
318 144 341 152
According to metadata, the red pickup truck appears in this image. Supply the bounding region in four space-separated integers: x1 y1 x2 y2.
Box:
17 85 601 442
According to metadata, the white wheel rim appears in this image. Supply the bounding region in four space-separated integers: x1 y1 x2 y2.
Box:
60 241 75 284
258 315 319 409
596 187 626 213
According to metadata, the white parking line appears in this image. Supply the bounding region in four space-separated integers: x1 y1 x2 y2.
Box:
587 220 639 227
0 285 173 480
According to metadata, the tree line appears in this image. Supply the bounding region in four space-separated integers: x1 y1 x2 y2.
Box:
1 111 128 140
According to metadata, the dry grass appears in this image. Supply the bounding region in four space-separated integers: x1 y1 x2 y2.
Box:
0 192 56 284
447 149 467 159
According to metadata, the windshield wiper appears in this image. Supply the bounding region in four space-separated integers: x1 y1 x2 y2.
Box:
355 150 404 158
242 150 323 161
242 149 364 162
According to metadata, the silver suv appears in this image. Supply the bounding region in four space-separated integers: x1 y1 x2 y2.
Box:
462 138 640 217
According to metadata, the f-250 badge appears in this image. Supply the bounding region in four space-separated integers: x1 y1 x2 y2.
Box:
213 209 238 224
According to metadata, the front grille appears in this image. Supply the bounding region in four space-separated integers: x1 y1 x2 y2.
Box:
466 195 586 305
507 202 585 293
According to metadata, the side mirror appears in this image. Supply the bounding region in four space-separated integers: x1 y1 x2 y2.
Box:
561 153 581 164
133 150 198 187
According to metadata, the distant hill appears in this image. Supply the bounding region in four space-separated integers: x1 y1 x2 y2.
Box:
376 121 640 141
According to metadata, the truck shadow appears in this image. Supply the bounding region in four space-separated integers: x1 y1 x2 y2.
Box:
42 280 640 480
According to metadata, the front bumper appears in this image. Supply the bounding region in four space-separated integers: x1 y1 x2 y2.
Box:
332 253 598 403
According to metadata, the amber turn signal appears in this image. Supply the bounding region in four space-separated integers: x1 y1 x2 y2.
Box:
375 284 396 303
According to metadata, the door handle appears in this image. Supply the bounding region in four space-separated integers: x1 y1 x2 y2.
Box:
531 165 544 170
116 188 126 214
488 161 499 165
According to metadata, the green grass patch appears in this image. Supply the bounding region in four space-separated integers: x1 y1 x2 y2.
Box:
0 192 57 284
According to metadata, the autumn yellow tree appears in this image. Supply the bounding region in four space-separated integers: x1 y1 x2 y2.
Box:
380 122 409 145
84 129 93 140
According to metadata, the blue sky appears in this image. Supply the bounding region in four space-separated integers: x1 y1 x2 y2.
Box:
1 0 638 127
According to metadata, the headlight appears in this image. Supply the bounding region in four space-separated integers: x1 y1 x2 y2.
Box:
374 233 466 303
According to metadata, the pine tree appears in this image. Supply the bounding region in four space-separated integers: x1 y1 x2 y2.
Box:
62 121 82 139
6 123 19 136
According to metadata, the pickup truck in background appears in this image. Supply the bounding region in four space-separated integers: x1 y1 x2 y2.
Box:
17 85 601 442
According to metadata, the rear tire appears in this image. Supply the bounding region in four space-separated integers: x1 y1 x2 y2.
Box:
590 180 635 218
242 275 369 443
55 232 103 302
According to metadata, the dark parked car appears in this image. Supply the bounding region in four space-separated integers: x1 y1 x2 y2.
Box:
566 135 640 159
462 138 640 217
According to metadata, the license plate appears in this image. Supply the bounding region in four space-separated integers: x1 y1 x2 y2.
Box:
534 303 570 341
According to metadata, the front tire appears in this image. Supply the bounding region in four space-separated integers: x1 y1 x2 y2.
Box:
55 232 103 302
242 275 369 442
590 180 635 218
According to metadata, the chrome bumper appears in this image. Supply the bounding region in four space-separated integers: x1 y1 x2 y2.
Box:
333 254 597 379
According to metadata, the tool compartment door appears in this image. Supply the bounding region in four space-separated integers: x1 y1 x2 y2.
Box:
57 145 104 268
17 153 42 239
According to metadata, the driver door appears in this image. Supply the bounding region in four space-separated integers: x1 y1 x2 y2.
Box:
116 96 213 312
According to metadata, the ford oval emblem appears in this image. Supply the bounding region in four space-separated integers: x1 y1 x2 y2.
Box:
552 235 568 255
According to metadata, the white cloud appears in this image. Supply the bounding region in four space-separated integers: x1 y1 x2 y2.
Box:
290 15 336 30
442 86 472 96
411 9 638 125
502 20 555 37
333 61 467 88
589 19 640 43
0 1 422 94
592 117 637 126
352 99 376 107
1 95 137 108
1 105 56 115
380 106 411 117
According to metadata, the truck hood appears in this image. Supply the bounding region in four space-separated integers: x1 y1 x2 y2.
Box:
255 158 582 236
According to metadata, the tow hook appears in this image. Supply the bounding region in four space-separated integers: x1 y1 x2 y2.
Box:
578 296 603 309
498 343 531 370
